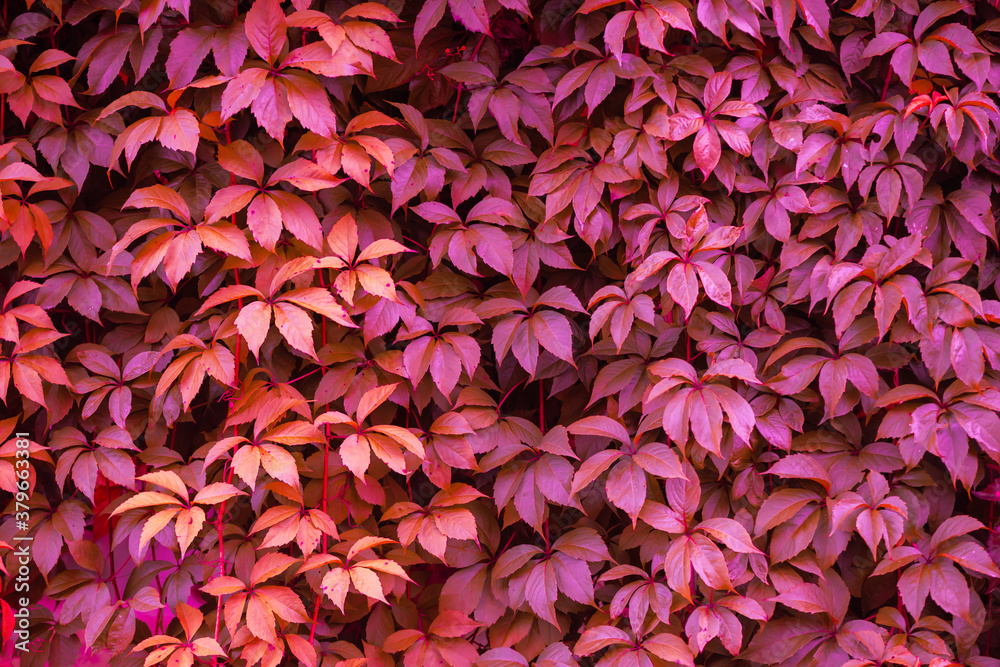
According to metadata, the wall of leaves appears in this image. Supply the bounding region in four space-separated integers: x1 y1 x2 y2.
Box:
2 0 1000 665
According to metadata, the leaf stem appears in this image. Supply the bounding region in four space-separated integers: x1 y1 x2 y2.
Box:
286 366 323 385
150 541 164 634
470 34 488 62
498 378 527 410
106 477 122 600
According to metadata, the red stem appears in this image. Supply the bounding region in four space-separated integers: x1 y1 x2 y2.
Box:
880 62 891 101
106 478 121 599
215 242 242 666
322 425 331 527
308 426 331 644
287 366 322 384
150 541 164 633
470 34 488 62
319 269 328 349
401 235 428 252
498 379 526 410
310 263 332 645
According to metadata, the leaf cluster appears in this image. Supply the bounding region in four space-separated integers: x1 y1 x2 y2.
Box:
3 0 1000 666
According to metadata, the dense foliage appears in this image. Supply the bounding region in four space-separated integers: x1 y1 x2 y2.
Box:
4 0 1000 664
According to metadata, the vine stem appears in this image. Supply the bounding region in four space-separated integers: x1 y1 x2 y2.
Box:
212 480 228 658
150 541 164 634
470 34 487 62
880 62 892 101
310 266 331 645
401 235 427 252
309 421 331 645
498 378 526 410
214 177 241 665
106 477 122 599
287 366 323 384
